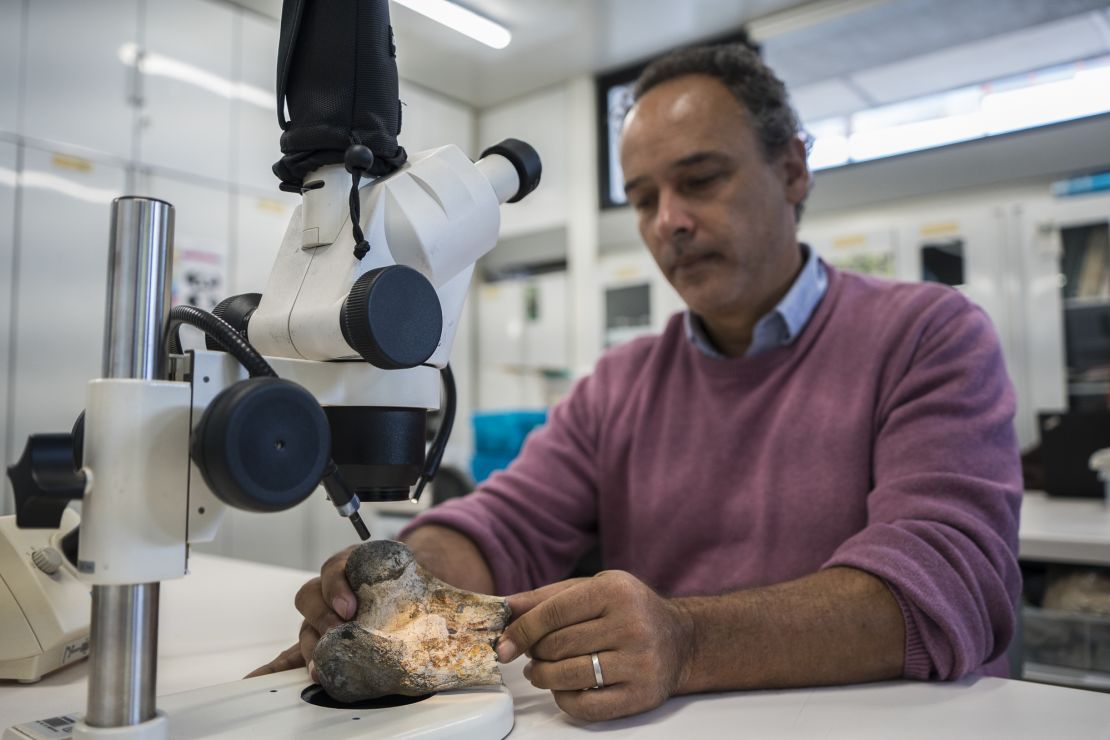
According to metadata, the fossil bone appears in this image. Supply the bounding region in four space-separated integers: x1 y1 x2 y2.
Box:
314 539 510 701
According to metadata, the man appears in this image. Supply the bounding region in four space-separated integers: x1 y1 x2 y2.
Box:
253 44 1022 722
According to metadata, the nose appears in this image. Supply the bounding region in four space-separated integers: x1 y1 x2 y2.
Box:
653 189 695 242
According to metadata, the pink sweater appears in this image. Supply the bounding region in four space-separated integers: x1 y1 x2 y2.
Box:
404 266 1023 681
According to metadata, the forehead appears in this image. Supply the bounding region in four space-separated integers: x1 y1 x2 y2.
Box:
619 74 756 173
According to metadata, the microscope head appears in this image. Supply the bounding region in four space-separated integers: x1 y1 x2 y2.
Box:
202 0 540 505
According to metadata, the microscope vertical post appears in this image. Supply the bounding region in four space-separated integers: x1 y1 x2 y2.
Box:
83 196 174 731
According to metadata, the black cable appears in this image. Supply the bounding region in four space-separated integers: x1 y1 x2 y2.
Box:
165 305 276 378
410 363 456 503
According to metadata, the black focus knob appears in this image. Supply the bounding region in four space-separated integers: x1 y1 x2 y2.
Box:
190 377 330 513
480 138 542 203
7 434 87 528
206 293 262 351
340 265 443 369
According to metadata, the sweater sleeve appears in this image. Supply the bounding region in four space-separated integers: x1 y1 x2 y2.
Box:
398 360 610 596
822 291 1023 681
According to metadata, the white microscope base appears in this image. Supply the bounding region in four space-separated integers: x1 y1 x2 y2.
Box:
5 670 514 740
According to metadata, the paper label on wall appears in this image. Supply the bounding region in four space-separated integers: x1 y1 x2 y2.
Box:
172 248 225 311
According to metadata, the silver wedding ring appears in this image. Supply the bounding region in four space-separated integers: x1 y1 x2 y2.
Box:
590 651 605 690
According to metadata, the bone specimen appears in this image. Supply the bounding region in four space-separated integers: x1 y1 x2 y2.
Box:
314 539 510 701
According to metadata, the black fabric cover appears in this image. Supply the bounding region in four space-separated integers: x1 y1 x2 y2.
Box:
274 0 407 189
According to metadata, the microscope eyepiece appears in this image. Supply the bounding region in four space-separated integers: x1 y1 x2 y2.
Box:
480 138 542 203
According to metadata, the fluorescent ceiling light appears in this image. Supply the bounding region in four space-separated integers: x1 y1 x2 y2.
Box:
393 0 511 49
118 43 275 110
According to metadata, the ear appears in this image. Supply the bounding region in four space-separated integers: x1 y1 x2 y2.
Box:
777 136 811 208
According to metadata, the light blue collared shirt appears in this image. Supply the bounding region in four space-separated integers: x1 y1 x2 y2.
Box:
684 244 828 358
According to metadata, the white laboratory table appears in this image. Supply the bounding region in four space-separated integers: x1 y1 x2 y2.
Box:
1020 491 1110 566
2 554 1110 739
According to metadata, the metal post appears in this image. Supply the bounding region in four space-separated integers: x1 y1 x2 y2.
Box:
84 196 174 729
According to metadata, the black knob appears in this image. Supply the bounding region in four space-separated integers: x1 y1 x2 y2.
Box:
190 377 330 513
345 144 375 175
7 434 87 528
206 293 262 351
480 138 542 203
340 265 442 369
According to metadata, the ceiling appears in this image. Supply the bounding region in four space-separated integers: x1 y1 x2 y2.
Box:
231 0 1110 112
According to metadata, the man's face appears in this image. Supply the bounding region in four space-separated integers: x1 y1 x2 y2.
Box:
619 74 809 324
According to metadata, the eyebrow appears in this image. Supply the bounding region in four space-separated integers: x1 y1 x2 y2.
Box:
623 151 732 195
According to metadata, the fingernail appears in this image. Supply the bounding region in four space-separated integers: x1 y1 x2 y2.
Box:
496 638 517 663
332 596 353 619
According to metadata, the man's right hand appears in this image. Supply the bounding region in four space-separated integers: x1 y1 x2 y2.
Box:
245 524 494 680
245 544 358 680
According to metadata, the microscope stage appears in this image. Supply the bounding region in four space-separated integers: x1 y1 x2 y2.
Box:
6 670 513 739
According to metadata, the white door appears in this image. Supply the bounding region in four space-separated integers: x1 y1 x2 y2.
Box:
23 0 138 159
0 1 22 137
235 12 282 191
232 191 299 295
0 142 17 514
139 0 235 182
10 148 124 470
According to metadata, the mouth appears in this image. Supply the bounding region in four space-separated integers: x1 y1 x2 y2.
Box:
672 253 720 273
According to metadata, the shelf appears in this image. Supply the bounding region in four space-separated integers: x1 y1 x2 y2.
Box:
1023 662 1110 692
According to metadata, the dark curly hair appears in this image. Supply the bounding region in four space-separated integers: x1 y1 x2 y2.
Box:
633 43 810 220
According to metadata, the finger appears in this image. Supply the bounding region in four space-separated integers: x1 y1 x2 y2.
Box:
294 577 346 638
499 582 603 663
299 620 321 682
319 546 358 621
530 621 602 662
505 578 588 620
553 685 645 723
244 642 304 678
527 651 619 692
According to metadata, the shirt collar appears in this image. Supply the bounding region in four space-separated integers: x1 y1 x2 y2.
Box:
684 243 828 358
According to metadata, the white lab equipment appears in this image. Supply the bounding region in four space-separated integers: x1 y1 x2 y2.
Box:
2 0 540 736
1090 448 1110 505
0 509 88 684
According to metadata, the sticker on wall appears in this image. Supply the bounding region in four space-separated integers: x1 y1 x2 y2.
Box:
171 248 225 311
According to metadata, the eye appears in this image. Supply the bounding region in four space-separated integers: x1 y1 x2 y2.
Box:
685 173 721 190
631 195 657 213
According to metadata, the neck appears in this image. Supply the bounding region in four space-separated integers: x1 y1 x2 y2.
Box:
701 243 805 358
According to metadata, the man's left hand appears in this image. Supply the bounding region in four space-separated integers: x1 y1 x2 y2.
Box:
497 570 693 722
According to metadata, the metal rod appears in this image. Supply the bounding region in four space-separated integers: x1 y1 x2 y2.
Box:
101 196 175 380
85 196 174 728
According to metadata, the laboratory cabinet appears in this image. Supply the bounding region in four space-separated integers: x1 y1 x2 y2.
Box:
476 271 570 410
22 0 138 159
0 1 22 136
234 12 283 192
799 185 1102 451
597 250 685 350
0 143 17 516
232 189 299 295
8 147 125 474
139 0 236 182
